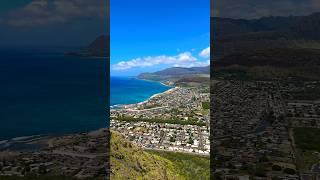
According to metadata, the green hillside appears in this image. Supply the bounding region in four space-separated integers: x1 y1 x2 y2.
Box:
110 131 183 180
110 131 210 180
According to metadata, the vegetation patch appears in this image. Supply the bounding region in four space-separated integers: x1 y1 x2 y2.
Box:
202 102 210 110
148 150 210 180
0 175 102 180
110 131 182 180
116 116 206 126
293 127 320 151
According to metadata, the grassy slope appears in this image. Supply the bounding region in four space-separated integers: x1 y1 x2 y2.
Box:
293 127 320 171
111 131 183 180
111 132 210 180
148 151 210 180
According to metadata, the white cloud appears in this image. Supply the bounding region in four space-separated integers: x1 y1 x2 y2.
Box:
5 0 106 27
112 51 209 71
112 52 209 70
199 47 210 58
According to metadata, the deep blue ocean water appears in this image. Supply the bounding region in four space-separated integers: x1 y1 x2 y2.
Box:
110 77 171 106
0 48 108 140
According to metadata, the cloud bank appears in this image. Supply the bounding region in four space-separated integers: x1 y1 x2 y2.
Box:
112 47 210 71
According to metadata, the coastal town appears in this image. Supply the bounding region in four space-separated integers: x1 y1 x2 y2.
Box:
0 129 109 178
111 120 210 155
211 79 320 180
110 85 211 155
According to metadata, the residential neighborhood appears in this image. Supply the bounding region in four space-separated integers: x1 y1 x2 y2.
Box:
211 79 320 180
111 86 210 156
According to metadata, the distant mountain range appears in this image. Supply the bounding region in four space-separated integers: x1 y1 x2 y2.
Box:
213 12 320 39
65 35 109 58
212 12 320 59
138 66 209 86
139 66 209 77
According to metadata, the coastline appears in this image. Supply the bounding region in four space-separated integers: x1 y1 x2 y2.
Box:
0 128 109 152
134 76 173 87
111 77 175 109
122 86 179 109
0 134 51 151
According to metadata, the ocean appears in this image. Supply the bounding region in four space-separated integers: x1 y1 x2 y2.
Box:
0 48 108 141
110 76 171 107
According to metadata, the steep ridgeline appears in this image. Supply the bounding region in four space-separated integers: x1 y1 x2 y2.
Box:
65 35 109 58
138 66 210 86
212 12 320 58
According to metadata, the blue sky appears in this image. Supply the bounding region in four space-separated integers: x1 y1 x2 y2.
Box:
110 0 210 76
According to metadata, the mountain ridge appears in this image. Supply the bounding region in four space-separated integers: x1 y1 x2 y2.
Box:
138 66 209 78
212 12 320 58
65 34 109 58
137 66 210 86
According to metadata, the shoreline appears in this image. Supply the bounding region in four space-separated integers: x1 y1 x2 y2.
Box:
0 128 109 152
131 86 179 107
113 87 178 110
0 134 51 152
110 77 175 109
136 77 173 87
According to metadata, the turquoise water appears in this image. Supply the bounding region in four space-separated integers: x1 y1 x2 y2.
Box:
0 49 108 141
110 76 171 107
